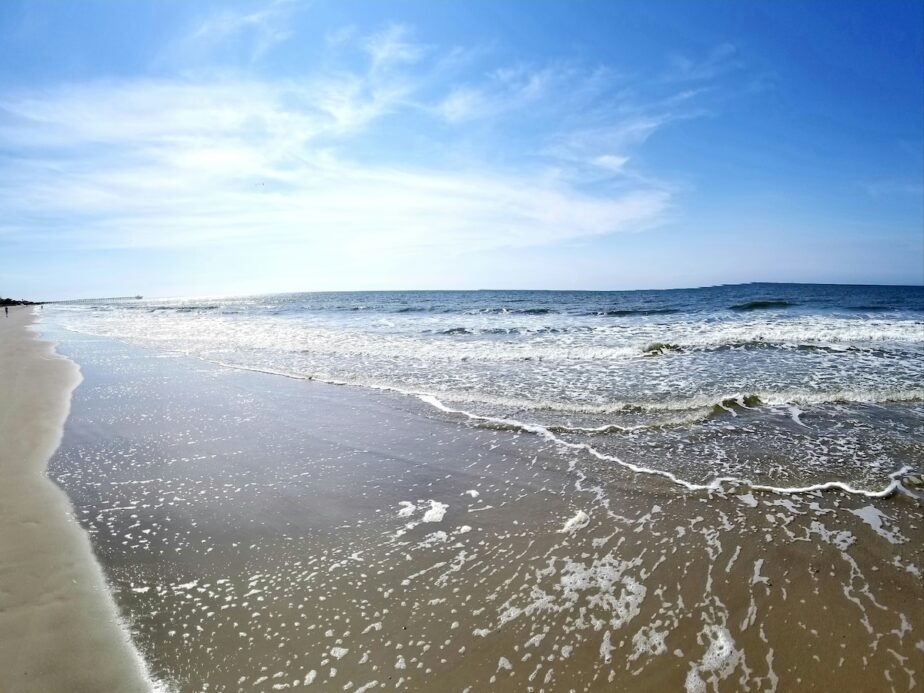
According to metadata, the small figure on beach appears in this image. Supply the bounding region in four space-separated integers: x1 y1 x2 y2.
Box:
4 306 7 317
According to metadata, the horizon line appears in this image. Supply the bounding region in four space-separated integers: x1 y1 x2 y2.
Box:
37 279 924 303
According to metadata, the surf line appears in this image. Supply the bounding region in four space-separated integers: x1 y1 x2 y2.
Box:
53 327 911 500
416 395 910 500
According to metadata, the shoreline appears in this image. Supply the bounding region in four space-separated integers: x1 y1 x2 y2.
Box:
0 308 154 692
41 317 923 691
55 324 920 501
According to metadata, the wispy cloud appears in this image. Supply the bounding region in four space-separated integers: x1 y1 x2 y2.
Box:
436 62 580 123
0 82 668 253
160 0 298 65
364 24 426 72
0 16 724 264
665 43 741 82
325 24 358 49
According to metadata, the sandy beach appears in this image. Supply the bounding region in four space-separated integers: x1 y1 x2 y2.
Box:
0 308 152 692
3 0 921 688
0 312 911 691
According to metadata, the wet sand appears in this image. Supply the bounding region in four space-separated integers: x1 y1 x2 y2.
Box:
0 308 152 692
33 321 924 691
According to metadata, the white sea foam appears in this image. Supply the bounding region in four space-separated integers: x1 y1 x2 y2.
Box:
849 505 907 544
417 394 912 499
685 625 744 693
560 510 590 534
422 500 448 523
64 311 918 501
56 314 924 418
56 304 924 363
51 301 922 501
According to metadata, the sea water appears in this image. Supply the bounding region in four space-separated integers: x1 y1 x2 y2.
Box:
52 283 924 495
42 285 924 691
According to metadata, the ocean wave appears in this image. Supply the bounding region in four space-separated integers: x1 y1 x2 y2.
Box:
686 341 883 356
642 342 683 356
182 356 924 499
152 344 919 499
641 321 924 354
463 307 558 315
587 308 681 317
635 335 919 357
417 394 913 498
476 394 766 434
174 305 219 312
430 325 585 336
144 305 219 312
845 305 898 312
56 308 924 368
729 300 795 311
92 304 219 312
422 387 924 419
52 314 921 499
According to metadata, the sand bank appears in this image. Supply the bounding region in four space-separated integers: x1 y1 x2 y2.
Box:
0 308 152 692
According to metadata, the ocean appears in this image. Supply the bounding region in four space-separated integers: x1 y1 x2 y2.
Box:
53 283 924 497
38 283 924 691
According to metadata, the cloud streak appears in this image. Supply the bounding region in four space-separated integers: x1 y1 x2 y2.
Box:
161 0 299 65
665 43 741 82
0 20 710 265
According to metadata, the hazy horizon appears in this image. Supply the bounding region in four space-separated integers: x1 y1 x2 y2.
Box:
21 279 921 305
1 0 922 298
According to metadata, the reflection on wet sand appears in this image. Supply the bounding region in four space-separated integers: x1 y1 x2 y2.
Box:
48 328 923 692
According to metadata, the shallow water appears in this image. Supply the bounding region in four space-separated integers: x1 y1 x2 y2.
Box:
51 284 924 494
45 323 924 692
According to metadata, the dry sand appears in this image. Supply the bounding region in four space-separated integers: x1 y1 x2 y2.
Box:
0 307 152 693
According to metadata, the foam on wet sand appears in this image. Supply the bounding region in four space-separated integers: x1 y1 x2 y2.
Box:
23 313 924 691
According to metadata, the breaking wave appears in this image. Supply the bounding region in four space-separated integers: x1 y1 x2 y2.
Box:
730 300 795 311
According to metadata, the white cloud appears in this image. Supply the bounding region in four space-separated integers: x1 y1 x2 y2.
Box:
0 22 691 267
437 86 487 123
436 63 572 123
161 0 298 65
593 155 630 172
0 78 669 253
364 24 426 72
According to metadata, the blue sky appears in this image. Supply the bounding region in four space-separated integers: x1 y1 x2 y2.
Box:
0 0 921 299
